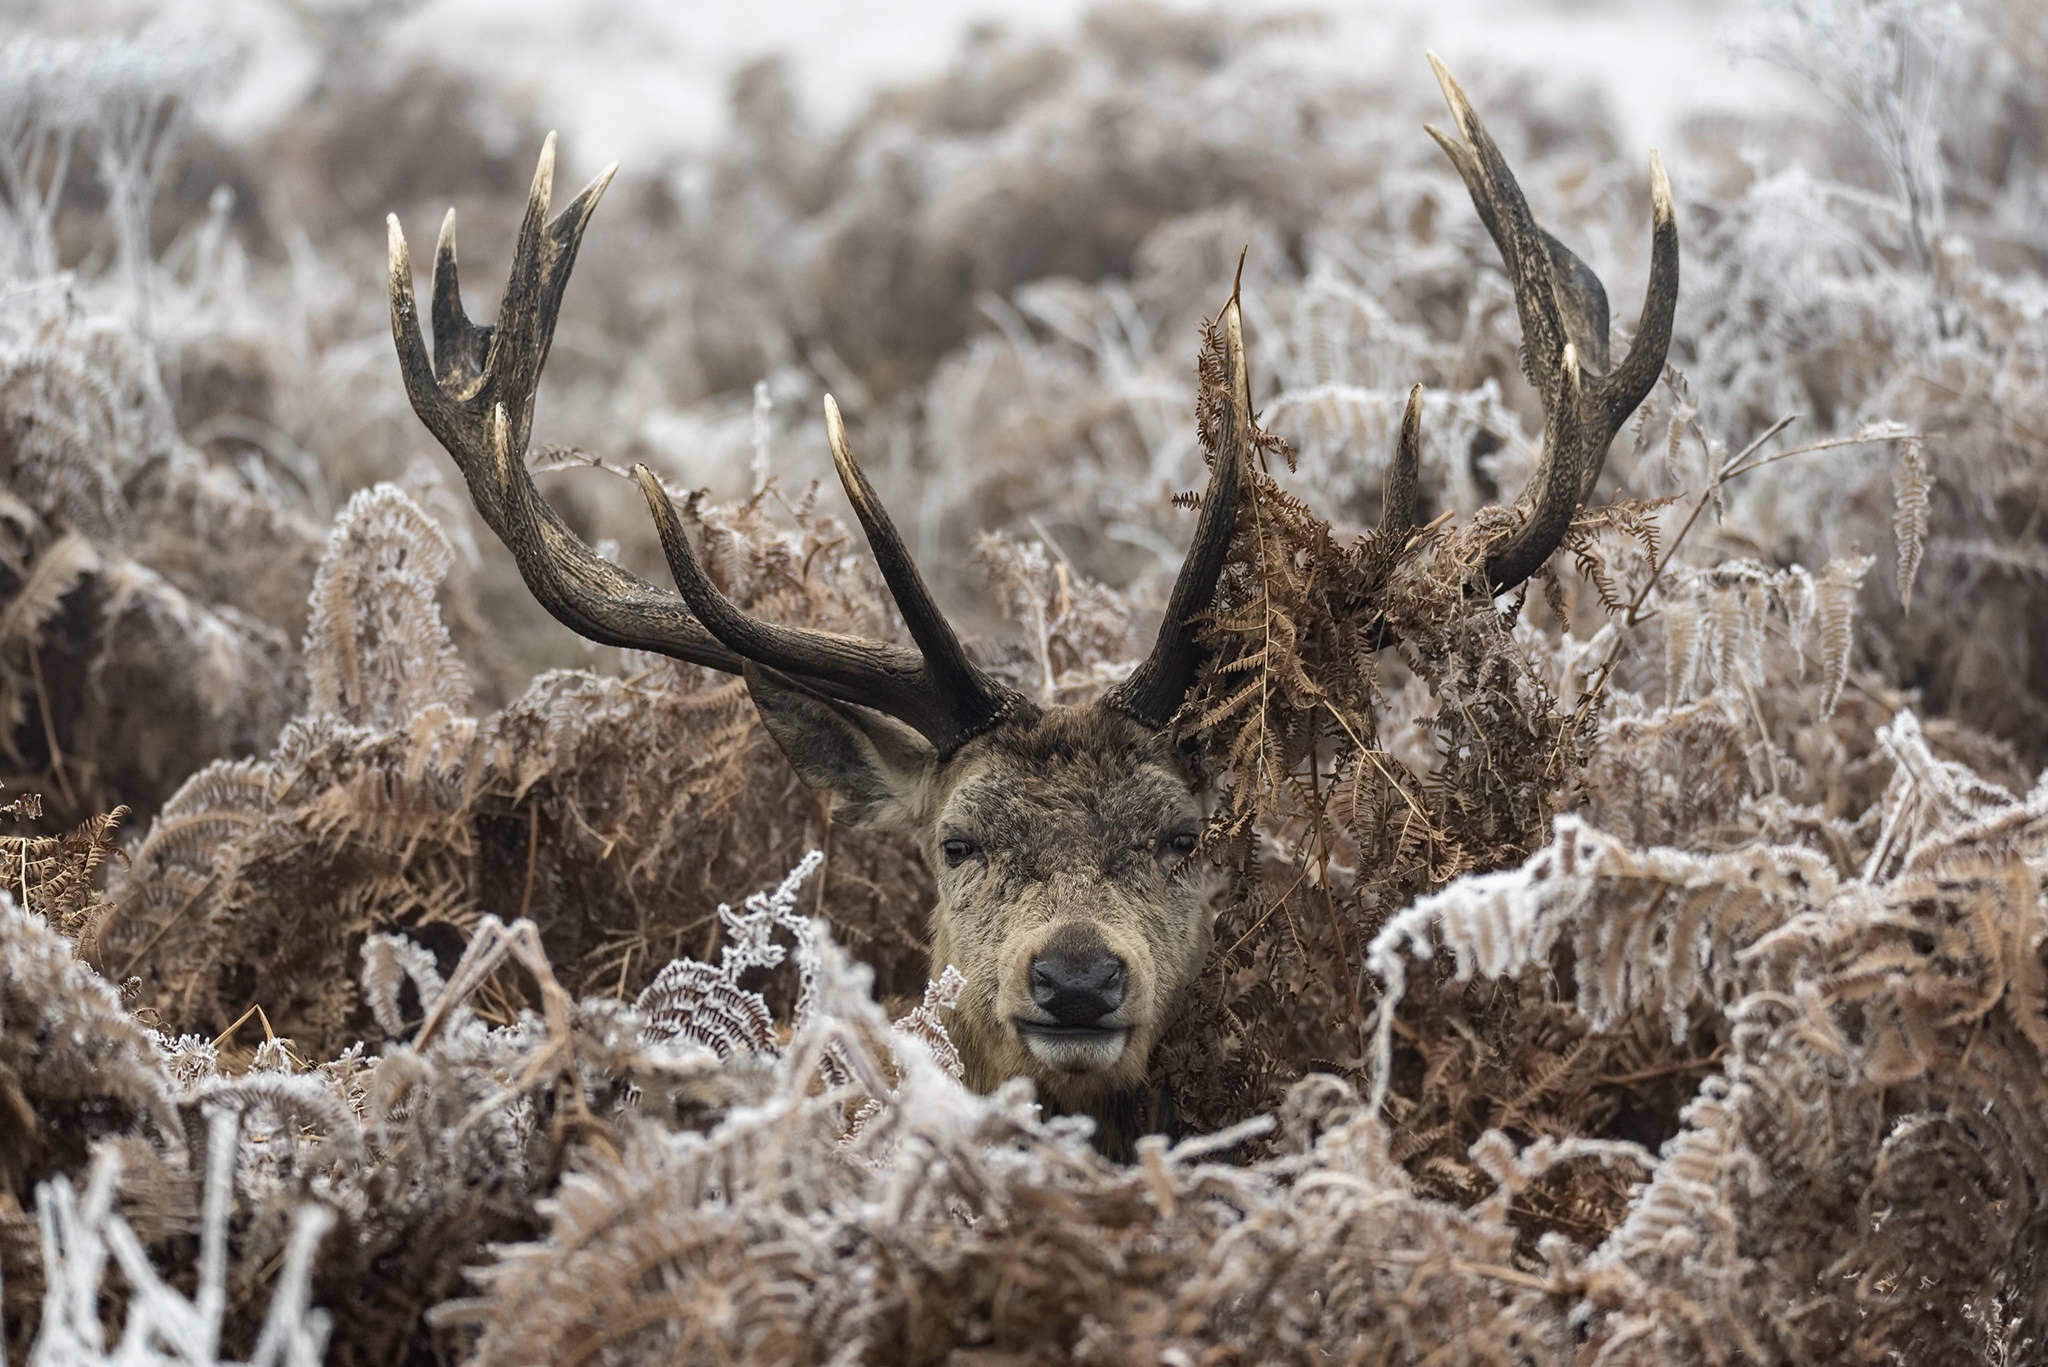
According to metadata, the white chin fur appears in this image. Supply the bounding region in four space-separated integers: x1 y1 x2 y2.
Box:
1021 1028 1130 1074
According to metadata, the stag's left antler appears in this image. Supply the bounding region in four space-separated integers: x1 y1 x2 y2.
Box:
1424 53 1678 595
1104 290 1249 729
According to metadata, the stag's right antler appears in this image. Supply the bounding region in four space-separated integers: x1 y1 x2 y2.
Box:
392 137 1247 756
1423 54 1678 595
388 134 745 673
630 399 1028 756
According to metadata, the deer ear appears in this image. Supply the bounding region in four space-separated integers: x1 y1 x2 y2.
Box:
743 664 935 832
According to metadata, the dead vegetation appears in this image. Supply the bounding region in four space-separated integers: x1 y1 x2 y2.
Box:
4 1 2048 1363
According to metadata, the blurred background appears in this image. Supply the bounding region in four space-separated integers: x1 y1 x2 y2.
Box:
179 0 1810 163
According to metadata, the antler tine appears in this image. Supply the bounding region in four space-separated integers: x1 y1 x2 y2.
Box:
1358 384 1427 653
487 133 617 458
1425 59 1569 400
632 460 1022 755
1106 289 1250 730
430 208 489 393
389 140 741 672
1600 150 1678 436
1425 54 1679 595
1383 383 1423 537
823 397 1018 738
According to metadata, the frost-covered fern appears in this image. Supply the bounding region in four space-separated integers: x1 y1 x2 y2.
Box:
6 0 2048 1362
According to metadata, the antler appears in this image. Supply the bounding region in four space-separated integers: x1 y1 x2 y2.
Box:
1103 291 1251 729
393 137 1246 755
630 398 1027 756
637 343 1246 746
1424 54 1678 595
1384 382 1423 538
388 134 743 672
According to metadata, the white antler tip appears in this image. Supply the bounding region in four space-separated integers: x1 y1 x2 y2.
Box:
630 462 664 506
1425 51 1471 126
822 394 851 461
529 133 558 210
582 161 621 216
1648 148 1674 223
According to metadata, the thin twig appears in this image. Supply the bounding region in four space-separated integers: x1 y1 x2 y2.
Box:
1566 413 1801 730
1220 863 1312 962
26 641 79 813
518 802 540 923
115 869 219 981
1721 428 1915 482
1595 1046 1728 1086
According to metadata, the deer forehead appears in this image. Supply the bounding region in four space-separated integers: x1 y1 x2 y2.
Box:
934 706 1199 843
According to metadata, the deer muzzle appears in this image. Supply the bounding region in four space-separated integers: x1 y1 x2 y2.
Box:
1015 924 1132 1074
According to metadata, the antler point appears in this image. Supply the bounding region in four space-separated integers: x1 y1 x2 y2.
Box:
823 394 852 461
1427 54 1481 145
1649 148 1674 223
630 461 665 508
581 161 621 217
529 134 558 215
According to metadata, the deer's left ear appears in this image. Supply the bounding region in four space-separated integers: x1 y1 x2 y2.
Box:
742 663 935 832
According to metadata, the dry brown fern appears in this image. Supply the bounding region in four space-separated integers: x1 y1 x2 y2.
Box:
1367 709 2048 1361
0 872 174 1361
103 479 938 1053
0 312 311 829
1159 298 1613 1140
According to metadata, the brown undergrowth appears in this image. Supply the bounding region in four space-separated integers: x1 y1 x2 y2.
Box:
100 479 939 1059
13 300 2046 1364
7 2 2048 1362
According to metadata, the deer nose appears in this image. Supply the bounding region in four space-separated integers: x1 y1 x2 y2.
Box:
1029 943 1127 1026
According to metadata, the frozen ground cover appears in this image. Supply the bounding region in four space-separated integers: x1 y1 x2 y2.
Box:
3 0 2048 1361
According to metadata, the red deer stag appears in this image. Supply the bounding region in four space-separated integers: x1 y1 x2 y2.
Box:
384 53 1673 1157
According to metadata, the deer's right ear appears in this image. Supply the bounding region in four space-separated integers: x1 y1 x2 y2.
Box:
743 664 935 832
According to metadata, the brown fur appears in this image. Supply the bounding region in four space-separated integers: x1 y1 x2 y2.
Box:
746 667 1212 1154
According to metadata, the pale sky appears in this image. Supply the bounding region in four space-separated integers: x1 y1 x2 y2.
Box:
174 0 1809 167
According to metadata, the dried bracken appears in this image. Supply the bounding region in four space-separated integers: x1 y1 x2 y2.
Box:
5 1 2048 1363
102 480 937 1057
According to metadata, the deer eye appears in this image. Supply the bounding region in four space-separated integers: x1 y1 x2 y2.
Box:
1161 831 1199 859
940 837 982 867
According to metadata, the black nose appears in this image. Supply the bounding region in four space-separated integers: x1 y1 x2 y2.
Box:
1029 933 1127 1026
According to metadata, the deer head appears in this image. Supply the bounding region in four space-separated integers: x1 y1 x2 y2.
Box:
385 50 1676 1152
